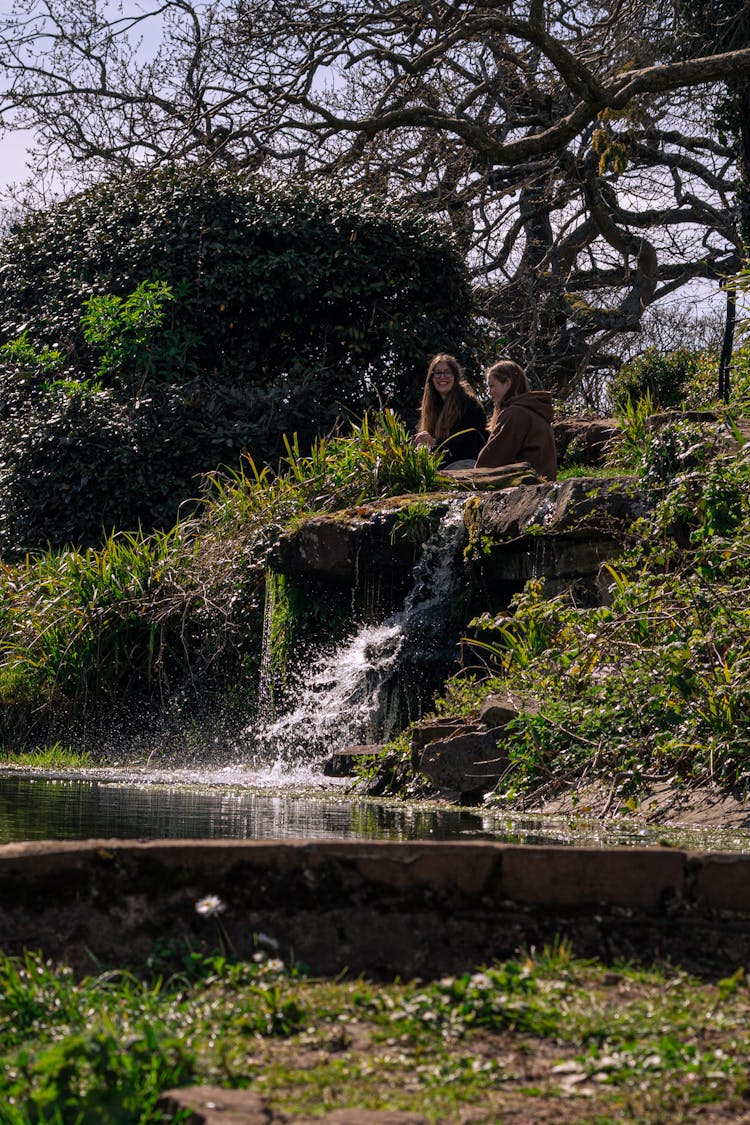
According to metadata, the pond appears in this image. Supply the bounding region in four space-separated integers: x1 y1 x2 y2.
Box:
3 768 750 852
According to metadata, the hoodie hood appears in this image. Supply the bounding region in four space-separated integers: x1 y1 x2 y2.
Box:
476 388 557 479
506 390 554 423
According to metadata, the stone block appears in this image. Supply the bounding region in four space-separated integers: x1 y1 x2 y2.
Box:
410 718 481 750
691 853 750 912
157 1087 431 1124
354 842 498 895
501 845 686 908
323 744 386 777
157 1086 274 1123
419 730 508 793
479 692 537 727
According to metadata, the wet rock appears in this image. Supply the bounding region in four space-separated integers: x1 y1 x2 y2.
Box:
270 473 648 616
271 497 454 584
419 729 508 795
323 745 386 778
478 476 645 542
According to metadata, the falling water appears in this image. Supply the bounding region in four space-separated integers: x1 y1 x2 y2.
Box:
249 501 468 768
257 570 277 721
532 536 547 579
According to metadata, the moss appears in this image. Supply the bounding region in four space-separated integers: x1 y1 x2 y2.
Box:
462 497 484 562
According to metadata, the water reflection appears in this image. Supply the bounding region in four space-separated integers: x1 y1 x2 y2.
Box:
1 771 749 851
0 773 489 843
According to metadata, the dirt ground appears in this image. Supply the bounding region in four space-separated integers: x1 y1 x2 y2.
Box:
518 779 750 833
173 1019 750 1124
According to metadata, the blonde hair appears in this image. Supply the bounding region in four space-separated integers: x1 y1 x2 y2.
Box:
419 353 480 441
486 360 529 429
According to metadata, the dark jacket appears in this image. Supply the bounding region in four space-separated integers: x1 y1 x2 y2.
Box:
438 397 488 464
475 391 557 480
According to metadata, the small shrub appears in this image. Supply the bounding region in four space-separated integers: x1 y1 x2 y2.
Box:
611 348 700 410
638 420 717 495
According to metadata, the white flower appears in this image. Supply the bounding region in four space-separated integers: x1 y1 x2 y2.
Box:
195 894 227 918
255 931 280 951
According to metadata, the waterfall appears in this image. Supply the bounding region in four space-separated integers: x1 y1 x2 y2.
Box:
248 501 467 768
257 570 277 722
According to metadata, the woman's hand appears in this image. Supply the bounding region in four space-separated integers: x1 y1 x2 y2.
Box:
415 430 436 450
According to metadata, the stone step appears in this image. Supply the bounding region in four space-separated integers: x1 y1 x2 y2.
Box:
156 1086 428 1124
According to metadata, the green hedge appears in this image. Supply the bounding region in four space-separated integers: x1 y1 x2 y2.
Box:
0 167 474 552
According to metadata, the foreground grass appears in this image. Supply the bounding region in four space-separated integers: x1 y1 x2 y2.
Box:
2 943 750 1123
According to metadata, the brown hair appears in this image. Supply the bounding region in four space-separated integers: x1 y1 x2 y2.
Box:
486 360 529 429
418 353 480 441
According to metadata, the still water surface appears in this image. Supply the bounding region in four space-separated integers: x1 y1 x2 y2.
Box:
3 769 750 851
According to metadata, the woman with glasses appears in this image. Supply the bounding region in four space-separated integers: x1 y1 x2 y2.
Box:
415 354 487 466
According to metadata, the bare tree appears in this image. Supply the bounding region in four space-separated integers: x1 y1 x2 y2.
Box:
2 0 749 393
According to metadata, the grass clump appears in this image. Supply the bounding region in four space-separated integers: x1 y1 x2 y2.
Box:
0 744 93 769
2 944 749 1123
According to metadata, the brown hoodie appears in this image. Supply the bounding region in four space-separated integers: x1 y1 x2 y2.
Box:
475 391 557 480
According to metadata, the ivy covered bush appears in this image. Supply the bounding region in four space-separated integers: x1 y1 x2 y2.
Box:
610 347 701 411
0 166 473 552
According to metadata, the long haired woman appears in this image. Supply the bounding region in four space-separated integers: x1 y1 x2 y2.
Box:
475 359 557 479
415 353 487 465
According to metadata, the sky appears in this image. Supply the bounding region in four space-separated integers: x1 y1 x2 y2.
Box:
0 0 165 198
2 129 35 189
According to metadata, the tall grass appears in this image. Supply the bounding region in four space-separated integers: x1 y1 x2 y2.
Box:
0 526 197 706
203 408 445 531
0 410 445 728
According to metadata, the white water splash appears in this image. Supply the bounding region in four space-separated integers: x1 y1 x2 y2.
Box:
248 501 467 767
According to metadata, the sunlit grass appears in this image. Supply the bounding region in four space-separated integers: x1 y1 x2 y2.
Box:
0 743 93 769
1 945 749 1123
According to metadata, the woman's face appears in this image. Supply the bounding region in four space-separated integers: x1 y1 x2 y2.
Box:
431 362 456 400
488 371 511 408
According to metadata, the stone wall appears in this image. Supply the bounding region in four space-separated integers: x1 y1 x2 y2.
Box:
1 839 749 977
272 474 646 613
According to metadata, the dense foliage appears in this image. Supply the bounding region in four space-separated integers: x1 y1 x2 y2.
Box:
0 166 473 552
0 411 444 748
610 348 702 411
456 417 750 801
